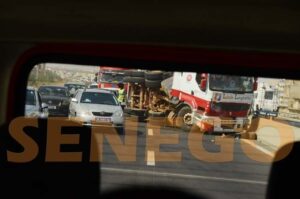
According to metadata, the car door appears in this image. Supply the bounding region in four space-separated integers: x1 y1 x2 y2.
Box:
69 90 81 116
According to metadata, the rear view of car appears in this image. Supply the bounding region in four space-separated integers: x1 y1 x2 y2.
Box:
38 86 70 116
69 88 123 127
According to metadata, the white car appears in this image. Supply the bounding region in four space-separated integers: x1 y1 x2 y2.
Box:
69 88 123 127
25 87 48 118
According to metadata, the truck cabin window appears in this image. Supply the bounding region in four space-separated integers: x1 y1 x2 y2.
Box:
209 74 253 92
24 63 300 199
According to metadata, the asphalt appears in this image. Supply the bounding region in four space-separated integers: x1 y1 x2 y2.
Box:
255 117 300 151
98 119 272 199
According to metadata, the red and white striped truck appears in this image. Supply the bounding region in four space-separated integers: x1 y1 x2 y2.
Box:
124 71 257 135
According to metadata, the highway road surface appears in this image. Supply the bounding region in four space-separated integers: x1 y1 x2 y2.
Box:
97 117 275 199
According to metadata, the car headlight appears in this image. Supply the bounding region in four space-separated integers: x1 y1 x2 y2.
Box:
114 110 123 117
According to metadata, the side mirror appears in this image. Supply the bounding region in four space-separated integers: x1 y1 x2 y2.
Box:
71 98 78 103
200 79 207 91
41 102 48 109
40 103 48 112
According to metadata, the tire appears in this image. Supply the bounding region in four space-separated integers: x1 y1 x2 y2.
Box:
131 70 145 77
123 76 145 84
124 70 132 76
145 79 161 88
163 72 173 79
175 106 193 132
145 71 163 80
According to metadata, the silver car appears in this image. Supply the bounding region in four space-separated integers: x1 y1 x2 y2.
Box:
25 87 48 118
69 88 123 127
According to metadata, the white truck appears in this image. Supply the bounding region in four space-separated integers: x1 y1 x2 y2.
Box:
253 81 280 117
124 70 256 135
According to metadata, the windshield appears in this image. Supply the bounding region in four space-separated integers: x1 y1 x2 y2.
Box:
26 89 36 105
26 63 299 199
80 92 118 105
264 91 274 100
100 73 124 83
209 74 253 92
39 87 68 97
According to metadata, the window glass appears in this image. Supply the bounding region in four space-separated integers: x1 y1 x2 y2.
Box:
210 74 253 92
25 63 300 199
39 87 68 97
26 89 36 105
264 91 274 100
80 92 118 105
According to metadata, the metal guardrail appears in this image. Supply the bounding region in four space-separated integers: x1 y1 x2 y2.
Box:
278 112 300 121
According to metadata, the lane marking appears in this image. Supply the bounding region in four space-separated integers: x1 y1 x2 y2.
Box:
101 167 267 185
146 150 155 166
241 139 275 157
148 129 153 136
147 129 155 166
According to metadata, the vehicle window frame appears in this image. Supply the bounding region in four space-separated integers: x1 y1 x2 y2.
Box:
75 90 82 102
37 91 43 109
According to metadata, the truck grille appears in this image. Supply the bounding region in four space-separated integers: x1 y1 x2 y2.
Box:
211 102 250 112
47 99 61 105
92 112 113 117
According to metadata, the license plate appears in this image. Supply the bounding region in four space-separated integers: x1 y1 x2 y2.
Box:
95 117 111 123
48 106 56 109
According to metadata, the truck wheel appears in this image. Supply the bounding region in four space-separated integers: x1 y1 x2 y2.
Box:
145 79 161 88
163 72 173 79
124 70 132 76
175 106 193 131
124 76 145 84
145 71 163 80
131 71 145 77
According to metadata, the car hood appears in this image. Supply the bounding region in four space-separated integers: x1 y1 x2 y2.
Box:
40 95 70 101
78 103 122 113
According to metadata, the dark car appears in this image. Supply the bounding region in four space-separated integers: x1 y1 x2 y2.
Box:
38 86 70 116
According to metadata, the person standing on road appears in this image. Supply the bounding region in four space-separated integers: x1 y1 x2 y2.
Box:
117 83 126 104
